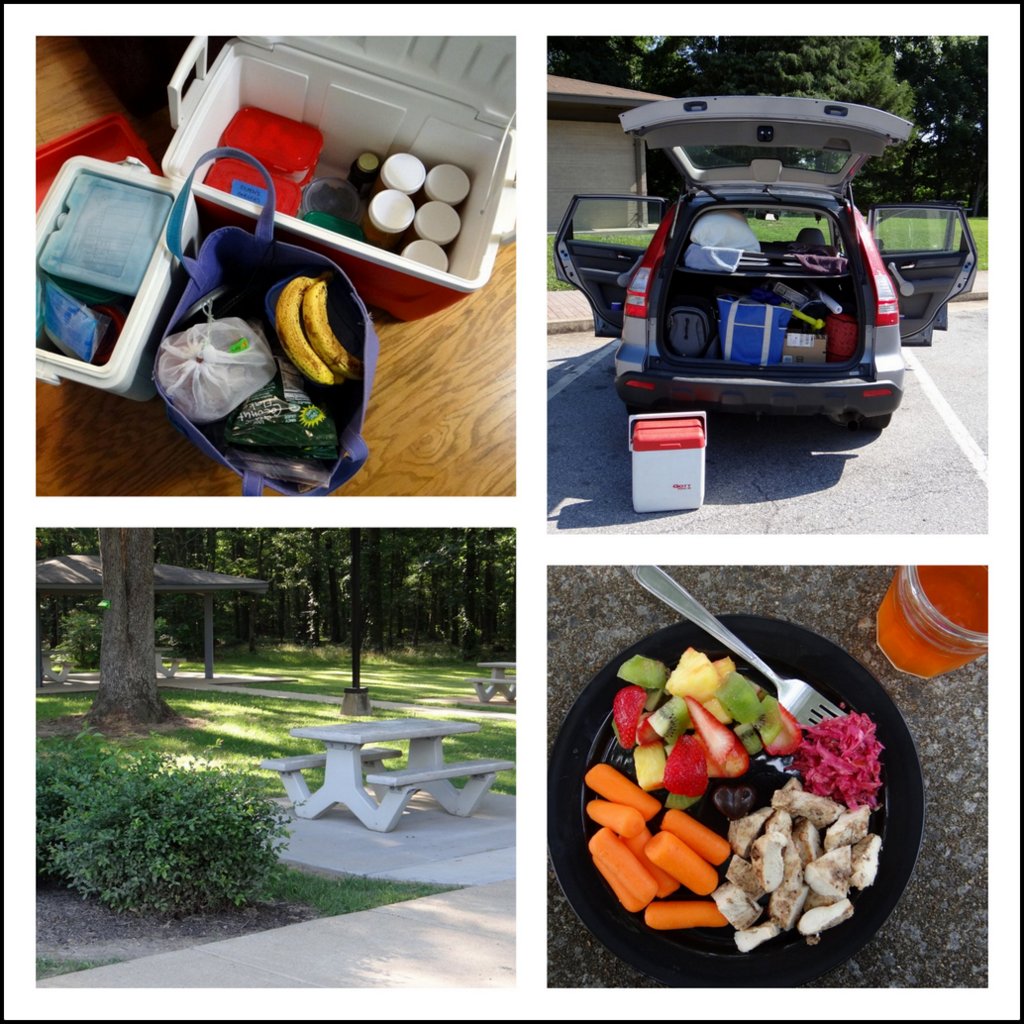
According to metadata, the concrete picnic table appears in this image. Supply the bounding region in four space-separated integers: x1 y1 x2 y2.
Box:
39 647 73 684
265 718 514 832
469 661 517 704
154 646 182 678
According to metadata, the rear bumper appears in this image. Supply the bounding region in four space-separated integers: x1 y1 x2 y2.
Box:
615 368 904 420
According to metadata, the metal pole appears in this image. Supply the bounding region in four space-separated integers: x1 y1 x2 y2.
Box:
351 528 361 690
204 592 214 678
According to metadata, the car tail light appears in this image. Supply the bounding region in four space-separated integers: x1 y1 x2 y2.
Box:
624 211 674 320
853 207 900 327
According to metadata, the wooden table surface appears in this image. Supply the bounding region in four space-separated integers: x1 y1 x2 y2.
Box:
35 37 516 497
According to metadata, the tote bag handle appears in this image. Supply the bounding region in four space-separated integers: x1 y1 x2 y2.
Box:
165 147 278 271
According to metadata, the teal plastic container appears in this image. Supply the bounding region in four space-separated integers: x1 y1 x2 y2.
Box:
38 171 172 296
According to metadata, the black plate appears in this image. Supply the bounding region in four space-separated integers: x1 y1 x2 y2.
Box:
548 615 925 987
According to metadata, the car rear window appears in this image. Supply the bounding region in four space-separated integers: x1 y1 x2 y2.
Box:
682 144 852 176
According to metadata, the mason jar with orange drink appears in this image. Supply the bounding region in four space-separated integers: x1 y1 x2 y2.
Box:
876 565 988 678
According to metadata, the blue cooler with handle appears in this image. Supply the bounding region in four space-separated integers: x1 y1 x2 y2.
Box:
716 296 791 366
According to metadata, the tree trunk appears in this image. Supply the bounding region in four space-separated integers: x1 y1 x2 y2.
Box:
87 528 176 728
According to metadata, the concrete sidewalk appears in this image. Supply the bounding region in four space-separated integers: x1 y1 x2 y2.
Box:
39 879 515 988
548 269 989 332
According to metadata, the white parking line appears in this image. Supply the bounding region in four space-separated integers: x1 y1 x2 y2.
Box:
904 349 989 487
547 341 617 401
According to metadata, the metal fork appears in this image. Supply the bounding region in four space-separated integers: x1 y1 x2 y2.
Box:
631 565 846 726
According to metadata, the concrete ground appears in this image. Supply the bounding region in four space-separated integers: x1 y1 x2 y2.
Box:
36 680 516 989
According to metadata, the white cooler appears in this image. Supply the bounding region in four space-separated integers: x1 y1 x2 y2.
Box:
629 412 707 513
162 36 516 321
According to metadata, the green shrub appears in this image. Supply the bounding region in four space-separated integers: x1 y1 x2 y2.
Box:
57 608 104 669
37 739 123 880
44 748 289 915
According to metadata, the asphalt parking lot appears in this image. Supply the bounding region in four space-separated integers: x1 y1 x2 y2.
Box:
547 301 988 535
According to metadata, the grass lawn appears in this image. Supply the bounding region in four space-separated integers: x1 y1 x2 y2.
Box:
36 957 122 979
268 866 455 916
547 215 989 291
36 689 516 796
172 644 516 713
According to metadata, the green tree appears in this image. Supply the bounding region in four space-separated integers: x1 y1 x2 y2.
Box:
880 37 987 212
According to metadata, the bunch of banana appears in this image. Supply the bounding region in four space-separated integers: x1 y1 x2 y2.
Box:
275 273 364 385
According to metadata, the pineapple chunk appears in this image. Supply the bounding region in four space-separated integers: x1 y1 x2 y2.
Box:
712 656 736 680
703 696 734 724
665 647 721 703
633 743 667 791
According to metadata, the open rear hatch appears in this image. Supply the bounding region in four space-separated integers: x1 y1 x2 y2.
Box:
620 96 912 195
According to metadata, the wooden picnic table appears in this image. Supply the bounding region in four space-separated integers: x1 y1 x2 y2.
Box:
265 718 514 832
469 661 517 704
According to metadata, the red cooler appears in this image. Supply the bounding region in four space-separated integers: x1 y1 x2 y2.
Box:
630 413 707 513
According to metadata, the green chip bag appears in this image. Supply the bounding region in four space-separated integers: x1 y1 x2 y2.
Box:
226 359 339 460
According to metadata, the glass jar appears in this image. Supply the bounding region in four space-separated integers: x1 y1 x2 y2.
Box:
876 565 988 678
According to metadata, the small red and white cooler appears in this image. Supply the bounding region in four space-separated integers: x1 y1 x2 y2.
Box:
629 412 707 513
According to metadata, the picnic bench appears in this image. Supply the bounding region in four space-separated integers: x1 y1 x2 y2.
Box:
468 661 516 704
263 719 514 832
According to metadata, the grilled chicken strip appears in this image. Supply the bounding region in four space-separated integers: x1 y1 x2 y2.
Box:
769 840 810 931
726 855 766 900
771 788 843 829
824 805 871 851
764 808 793 842
792 817 823 867
711 882 762 930
735 921 781 952
798 898 854 936
728 807 773 858
850 833 882 889
751 833 786 893
804 845 852 899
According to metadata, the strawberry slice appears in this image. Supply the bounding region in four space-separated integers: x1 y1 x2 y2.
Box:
763 704 803 756
635 711 662 747
663 734 708 796
612 685 648 750
685 696 750 778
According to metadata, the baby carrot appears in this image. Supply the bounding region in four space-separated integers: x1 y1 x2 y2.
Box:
588 826 658 912
584 763 662 821
644 900 729 930
623 827 681 899
585 799 646 838
661 808 732 866
645 830 719 896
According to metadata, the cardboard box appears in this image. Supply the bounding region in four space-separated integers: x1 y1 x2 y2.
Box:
781 331 828 364
629 412 707 513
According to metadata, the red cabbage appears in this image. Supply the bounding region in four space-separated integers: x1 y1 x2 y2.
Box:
792 711 884 809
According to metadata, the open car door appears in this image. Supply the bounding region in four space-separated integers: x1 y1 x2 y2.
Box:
868 204 978 345
554 195 667 337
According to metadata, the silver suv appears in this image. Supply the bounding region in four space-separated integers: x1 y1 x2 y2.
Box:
554 95 977 430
